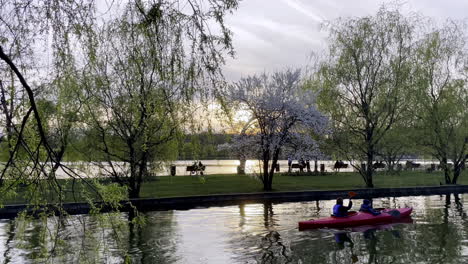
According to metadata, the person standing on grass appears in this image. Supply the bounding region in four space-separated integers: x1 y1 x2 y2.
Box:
299 158 305 172
198 161 204 175
333 197 353 217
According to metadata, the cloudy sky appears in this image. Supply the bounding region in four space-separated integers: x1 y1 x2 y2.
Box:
222 0 468 80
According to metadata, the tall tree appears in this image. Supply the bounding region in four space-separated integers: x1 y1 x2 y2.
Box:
317 6 416 187
412 22 468 184
0 0 239 200
224 69 327 191
82 1 238 198
0 0 99 205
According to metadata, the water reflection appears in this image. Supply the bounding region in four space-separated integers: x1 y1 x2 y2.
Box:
3 195 468 262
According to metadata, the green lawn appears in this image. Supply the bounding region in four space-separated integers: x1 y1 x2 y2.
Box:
3 170 468 205
140 170 468 198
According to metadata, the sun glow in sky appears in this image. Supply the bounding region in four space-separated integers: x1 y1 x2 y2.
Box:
233 109 252 124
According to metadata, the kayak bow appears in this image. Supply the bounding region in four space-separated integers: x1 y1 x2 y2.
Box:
298 207 412 231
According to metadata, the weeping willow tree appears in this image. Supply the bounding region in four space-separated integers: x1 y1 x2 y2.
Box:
412 22 468 184
0 0 238 261
0 0 238 202
0 0 100 208
316 5 417 187
80 1 238 198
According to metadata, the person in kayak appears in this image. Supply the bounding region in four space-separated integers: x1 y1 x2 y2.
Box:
359 199 381 216
333 197 353 217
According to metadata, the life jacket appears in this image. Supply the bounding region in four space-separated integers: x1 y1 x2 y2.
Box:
360 204 371 212
333 204 344 217
360 204 380 215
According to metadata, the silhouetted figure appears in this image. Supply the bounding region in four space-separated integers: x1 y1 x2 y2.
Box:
359 199 381 216
333 197 353 217
198 161 204 175
299 158 305 172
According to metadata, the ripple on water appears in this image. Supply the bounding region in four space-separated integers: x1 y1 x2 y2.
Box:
1 194 468 263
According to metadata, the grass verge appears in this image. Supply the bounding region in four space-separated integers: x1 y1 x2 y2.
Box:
3 170 468 204
140 170 468 198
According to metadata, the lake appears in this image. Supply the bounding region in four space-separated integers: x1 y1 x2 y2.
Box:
52 159 440 178
0 193 467 263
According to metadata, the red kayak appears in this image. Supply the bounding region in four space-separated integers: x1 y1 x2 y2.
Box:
298 208 413 231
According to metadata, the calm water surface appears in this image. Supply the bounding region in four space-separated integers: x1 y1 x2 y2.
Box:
1 194 468 263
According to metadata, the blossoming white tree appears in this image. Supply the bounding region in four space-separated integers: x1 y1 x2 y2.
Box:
224 69 327 190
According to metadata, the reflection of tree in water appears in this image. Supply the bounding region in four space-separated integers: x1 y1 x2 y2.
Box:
1 216 76 262
2 219 16 263
395 193 465 264
124 211 178 264
289 220 413 263
453 194 467 219
257 202 292 263
263 201 275 228
225 202 295 263
259 230 292 264
5 195 468 263
0 216 82 262
0 211 179 263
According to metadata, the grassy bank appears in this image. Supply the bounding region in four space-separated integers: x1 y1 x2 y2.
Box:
4 170 468 204
141 170 468 198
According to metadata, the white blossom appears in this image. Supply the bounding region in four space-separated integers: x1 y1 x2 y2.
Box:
222 69 328 189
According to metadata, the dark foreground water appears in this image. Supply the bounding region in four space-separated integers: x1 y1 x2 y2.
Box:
1 194 468 263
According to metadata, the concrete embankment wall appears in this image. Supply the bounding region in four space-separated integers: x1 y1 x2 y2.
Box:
1 185 468 219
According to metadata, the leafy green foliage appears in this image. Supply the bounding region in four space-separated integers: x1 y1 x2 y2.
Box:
410 22 468 183
316 5 417 187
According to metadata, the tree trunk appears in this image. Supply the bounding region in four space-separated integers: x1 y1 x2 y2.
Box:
264 172 273 191
134 152 148 199
238 157 246 175
129 166 139 199
366 152 374 188
262 152 271 191
314 158 318 173
129 185 140 199
452 163 462 184
384 155 396 173
364 117 375 187
263 170 272 191
441 157 451 184
265 149 281 191
128 142 139 199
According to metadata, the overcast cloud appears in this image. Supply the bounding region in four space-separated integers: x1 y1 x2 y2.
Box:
222 0 468 80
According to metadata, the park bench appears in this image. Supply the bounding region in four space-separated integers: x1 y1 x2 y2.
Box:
333 161 348 172
186 165 206 176
405 161 421 170
373 162 385 169
291 163 305 172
